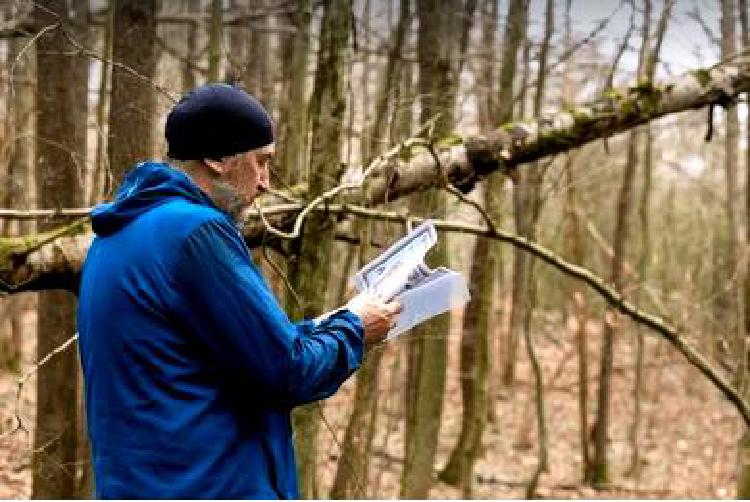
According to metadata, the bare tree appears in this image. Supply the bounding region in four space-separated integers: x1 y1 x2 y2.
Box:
1 35 35 373
208 0 223 82
439 0 498 494
500 0 529 387
277 0 312 186
330 3 413 497
590 0 673 485
108 0 158 182
31 1 88 497
287 0 353 497
400 0 464 497
738 0 750 496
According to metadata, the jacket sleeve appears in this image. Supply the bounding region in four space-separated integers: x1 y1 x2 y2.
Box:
169 217 364 409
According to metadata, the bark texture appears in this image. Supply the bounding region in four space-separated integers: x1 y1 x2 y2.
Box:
31 1 87 497
108 0 157 183
591 0 672 485
329 5 411 491
288 0 352 498
4 58 750 290
279 0 312 186
400 0 461 497
2 35 35 373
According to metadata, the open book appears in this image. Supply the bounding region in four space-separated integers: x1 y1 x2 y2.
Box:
352 220 470 339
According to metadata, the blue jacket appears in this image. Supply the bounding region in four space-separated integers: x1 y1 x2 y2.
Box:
77 161 364 499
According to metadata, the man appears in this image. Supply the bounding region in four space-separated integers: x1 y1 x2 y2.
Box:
77 84 400 499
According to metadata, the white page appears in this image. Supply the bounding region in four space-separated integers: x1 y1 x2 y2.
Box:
388 270 470 338
351 220 470 338
354 221 436 297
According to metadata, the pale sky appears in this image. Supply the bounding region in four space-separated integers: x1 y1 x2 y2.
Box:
527 0 722 79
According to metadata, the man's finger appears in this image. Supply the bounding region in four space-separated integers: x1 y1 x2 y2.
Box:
386 301 402 315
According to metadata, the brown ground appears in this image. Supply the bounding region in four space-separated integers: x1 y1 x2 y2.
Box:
0 302 742 499
318 307 741 499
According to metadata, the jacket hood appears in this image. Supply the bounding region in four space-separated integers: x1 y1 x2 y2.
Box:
91 161 215 236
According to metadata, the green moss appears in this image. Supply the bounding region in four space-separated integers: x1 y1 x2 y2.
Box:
589 461 609 487
0 219 88 271
286 182 309 199
617 81 668 117
690 68 712 87
434 132 464 148
398 143 421 163
629 80 657 94
619 99 636 116
0 239 13 271
532 121 587 151
602 87 623 100
569 107 592 123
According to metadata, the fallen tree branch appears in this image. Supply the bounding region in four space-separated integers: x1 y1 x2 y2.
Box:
7 206 748 441
286 208 750 428
0 208 93 219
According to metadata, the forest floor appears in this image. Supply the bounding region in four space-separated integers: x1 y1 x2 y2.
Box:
0 297 742 499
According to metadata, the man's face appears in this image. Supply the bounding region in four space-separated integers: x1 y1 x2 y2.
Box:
218 143 275 205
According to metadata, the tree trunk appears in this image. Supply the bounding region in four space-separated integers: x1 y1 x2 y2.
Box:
712 0 741 373
31 1 88 497
2 36 35 374
108 0 157 183
590 0 673 485
590 130 639 487
207 0 223 82
358 0 373 165
330 341 384 499
522 1 554 497
438 234 493 496
244 0 274 104
279 0 312 186
737 0 750 496
499 0 529 387
181 0 201 92
288 1 352 498
329 3 410 490
91 0 113 204
439 0 498 490
627 1 674 478
400 0 462 497
7 56 750 289
558 0 592 481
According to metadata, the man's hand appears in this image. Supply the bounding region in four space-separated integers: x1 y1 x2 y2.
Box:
346 294 402 346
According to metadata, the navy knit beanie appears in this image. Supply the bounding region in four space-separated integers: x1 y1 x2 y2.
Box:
165 84 274 161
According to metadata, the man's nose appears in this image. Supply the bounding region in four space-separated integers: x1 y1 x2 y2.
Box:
258 168 270 191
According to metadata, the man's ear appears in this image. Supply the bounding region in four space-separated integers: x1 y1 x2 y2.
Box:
203 158 224 176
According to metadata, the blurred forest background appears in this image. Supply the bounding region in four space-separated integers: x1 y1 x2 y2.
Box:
2 0 750 498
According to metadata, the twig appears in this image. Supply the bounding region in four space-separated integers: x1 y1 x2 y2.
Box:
253 124 435 240
0 333 78 442
0 208 93 219
267 207 750 428
512 1 626 106
254 182 358 240
259 233 303 310
316 402 368 499
254 199 750 428
27 1 178 104
8 22 60 101
60 27 178 103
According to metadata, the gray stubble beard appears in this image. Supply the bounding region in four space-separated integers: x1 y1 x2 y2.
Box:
209 179 247 226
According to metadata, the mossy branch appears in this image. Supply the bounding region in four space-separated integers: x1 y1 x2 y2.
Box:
0 218 87 272
4 57 750 290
